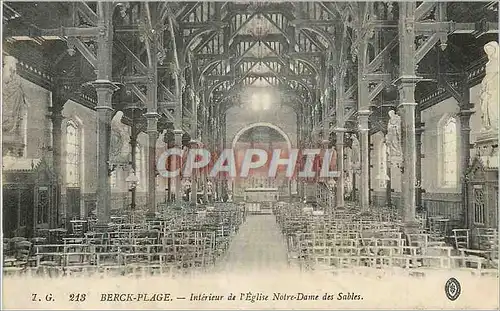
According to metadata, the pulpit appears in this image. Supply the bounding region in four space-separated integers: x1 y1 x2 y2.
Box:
465 40 499 249
465 133 498 248
2 156 57 238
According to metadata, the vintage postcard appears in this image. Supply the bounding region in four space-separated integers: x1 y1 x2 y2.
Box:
2 1 499 310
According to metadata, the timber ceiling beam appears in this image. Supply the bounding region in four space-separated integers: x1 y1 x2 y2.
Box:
232 33 286 44
179 21 227 29
205 73 315 80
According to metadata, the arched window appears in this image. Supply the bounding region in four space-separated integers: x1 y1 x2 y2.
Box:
440 117 458 187
66 120 81 187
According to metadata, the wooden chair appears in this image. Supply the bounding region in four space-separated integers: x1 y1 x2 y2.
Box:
452 229 470 250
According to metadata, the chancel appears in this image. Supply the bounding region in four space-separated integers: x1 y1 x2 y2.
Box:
1 1 498 280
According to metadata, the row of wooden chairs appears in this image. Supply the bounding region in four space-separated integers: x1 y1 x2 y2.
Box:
275 203 498 273
3 203 245 277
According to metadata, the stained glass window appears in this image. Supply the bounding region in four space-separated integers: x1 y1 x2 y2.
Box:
441 117 458 187
66 121 80 187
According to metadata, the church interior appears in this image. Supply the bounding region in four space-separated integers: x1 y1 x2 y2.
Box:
2 1 499 277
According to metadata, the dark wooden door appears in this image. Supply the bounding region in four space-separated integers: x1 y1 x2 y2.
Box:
2 188 18 237
21 187 34 237
2 186 34 237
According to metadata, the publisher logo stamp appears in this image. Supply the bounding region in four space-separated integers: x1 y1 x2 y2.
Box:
445 278 461 301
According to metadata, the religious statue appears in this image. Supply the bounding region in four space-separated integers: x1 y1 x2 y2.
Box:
344 171 353 199
479 41 499 132
351 134 360 170
327 178 336 191
110 111 125 160
386 110 403 167
2 56 28 135
206 180 213 193
182 179 192 201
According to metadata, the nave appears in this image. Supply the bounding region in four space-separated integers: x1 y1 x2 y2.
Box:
216 215 289 273
2 1 499 281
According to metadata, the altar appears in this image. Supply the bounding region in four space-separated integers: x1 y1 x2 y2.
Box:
244 187 279 202
244 188 279 214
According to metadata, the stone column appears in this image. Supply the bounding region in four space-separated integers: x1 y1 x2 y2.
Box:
94 82 119 226
415 111 424 211
173 129 183 204
398 1 418 225
49 100 64 228
145 113 159 217
93 2 116 228
399 101 417 223
190 141 199 207
321 139 331 208
335 130 345 209
202 144 209 202
358 110 371 212
221 116 228 200
368 135 373 206
459 108 474 224
386 156 392 207
167 152 172 202
129 127 138 211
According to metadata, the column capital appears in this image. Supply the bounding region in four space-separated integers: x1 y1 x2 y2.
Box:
458 109 475 118
333 127 348 132
173 129 183 135
415 121 426 134
394 75 421 86
91 80 121 92
129 134 138 144
144 112 160 119
397 102 418 109
415 127 425 135
95 105 114 111
49 106 64 122
357 110 372 117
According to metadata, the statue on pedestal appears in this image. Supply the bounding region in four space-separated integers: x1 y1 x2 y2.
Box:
386 110 403 167
2 56 28 134
3 56 29 156
344 171 353 199
479 41 499 133
182 178 192 201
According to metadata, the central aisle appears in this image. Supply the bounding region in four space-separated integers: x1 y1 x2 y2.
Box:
215 214 290 273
